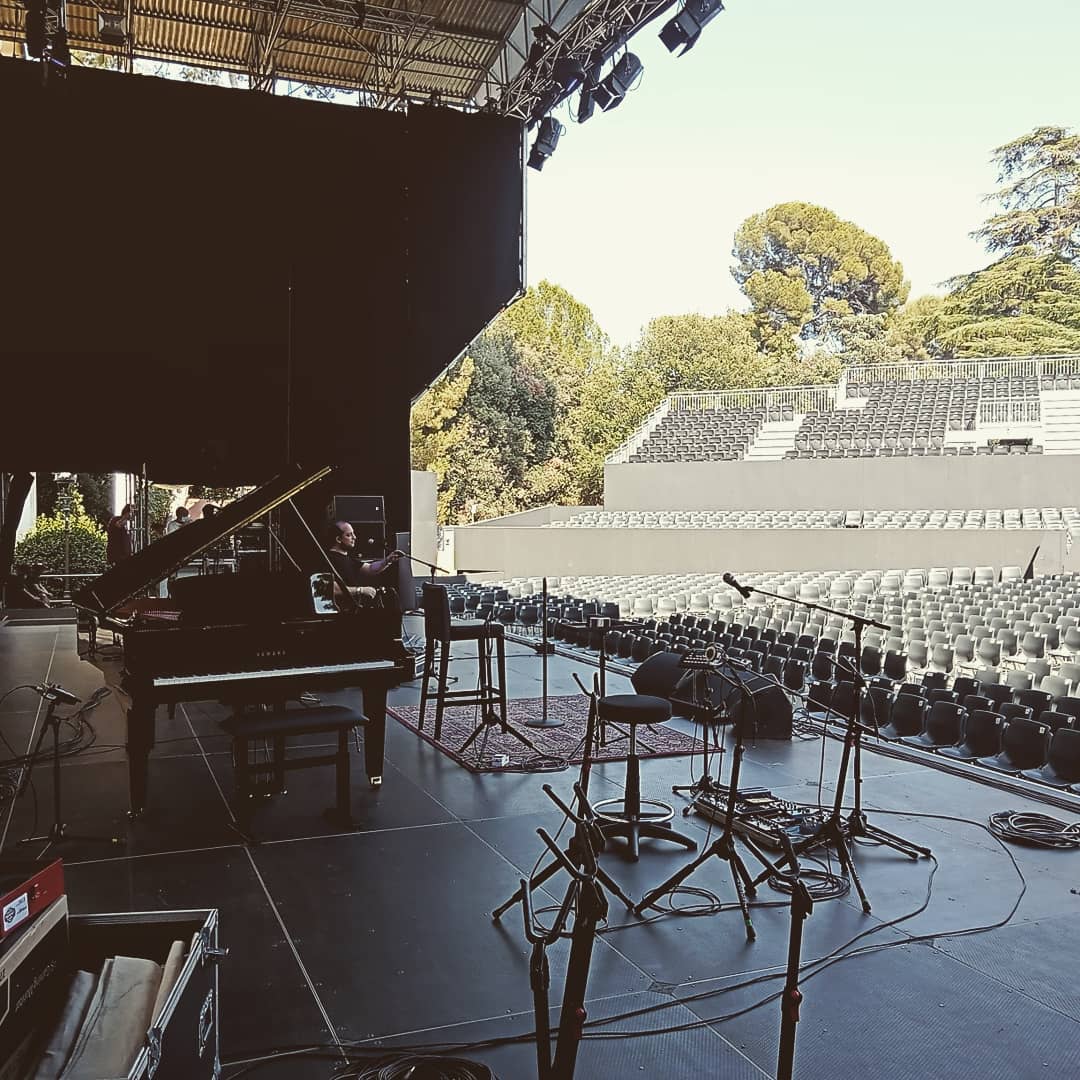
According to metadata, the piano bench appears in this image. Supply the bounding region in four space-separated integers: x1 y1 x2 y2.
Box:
221 705 367 829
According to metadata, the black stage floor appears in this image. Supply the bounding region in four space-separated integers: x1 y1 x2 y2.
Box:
1 621 1078 1079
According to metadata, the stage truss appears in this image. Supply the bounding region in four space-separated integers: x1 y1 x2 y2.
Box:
0 0 677 117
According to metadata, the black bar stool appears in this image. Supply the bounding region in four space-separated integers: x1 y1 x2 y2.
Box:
592 676 699 862
420 582 507 742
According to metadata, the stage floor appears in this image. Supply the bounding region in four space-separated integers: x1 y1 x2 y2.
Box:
1 620 1078 1079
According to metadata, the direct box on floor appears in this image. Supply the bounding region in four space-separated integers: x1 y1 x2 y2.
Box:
1 903 222 1080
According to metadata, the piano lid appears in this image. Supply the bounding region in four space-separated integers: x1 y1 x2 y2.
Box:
73 464 332 616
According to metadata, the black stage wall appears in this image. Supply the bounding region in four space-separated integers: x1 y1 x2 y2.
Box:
0 58 523 540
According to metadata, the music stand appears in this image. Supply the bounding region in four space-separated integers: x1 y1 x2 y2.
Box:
737 579 930 913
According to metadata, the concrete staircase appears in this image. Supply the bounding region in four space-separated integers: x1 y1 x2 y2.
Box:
745 418 802 461
1040 389 1080 454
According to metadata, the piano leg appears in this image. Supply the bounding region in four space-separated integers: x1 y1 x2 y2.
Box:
127 703 157 818
361 682 388 787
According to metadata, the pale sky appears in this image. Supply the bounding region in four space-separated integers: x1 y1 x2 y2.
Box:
525 0 1080 347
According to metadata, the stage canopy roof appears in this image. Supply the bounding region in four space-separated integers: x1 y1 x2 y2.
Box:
0 0 675 118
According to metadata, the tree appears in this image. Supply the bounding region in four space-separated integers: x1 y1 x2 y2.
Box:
491 281 609 408
973 126 1080 262
632 313 763 394
14 489 107 575
732 202 909 345
934 251 1080 357
887 295 947 361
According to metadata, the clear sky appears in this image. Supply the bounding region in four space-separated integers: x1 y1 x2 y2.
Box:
525 0 1080 347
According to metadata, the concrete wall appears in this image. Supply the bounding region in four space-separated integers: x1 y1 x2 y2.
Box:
464 505 595 527
451 524 1067 580
604 455 1080 512
409 470 439 566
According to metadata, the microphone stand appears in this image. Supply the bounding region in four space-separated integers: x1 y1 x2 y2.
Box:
737 580 930 913
633 656 774 942
18 687 121 856
526 577 562 729
776 834 812 1080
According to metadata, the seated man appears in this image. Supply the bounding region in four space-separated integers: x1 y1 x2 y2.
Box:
323 520 404 604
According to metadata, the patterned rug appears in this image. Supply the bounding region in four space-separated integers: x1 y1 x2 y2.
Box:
388 695 702 773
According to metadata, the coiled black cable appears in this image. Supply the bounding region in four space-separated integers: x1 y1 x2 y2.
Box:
987 810 1080 849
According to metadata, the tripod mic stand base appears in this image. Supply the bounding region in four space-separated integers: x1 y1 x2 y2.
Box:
845 812 930 860
18 821 122 855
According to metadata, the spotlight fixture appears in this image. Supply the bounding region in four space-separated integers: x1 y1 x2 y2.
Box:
576 88 595 124
552 57 586 94
25 0 46 57
97 11 129 45
529 86 560 124
592 52 642 111
659 0 724 55
528 116 564 171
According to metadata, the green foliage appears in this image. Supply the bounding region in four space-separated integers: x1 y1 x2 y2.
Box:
35 474 112 524
14 490 107 575
973 126 1080 261
148 486 176 537
817 314 905 367
189 484 245 504
887 296 947 361
732 202 909 346
936 251 1080 356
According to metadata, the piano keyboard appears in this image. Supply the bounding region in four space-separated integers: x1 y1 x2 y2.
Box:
152 659 396 688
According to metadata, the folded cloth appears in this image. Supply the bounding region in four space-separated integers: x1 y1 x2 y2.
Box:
33 971 98 1080
151 941 187 1025
60 957 162 1080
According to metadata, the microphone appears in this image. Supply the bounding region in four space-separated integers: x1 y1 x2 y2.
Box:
35 683 80 706
723 572 753 600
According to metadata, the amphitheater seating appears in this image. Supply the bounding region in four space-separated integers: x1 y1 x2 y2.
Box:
629 407 766 463
451 568 1080 792
547 507 1080 532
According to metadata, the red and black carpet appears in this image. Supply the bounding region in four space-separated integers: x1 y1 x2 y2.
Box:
388 695 701 773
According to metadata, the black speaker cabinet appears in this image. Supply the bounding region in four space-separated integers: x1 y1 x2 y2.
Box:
333 495 384 523
350 521 385 554
635 652 791 740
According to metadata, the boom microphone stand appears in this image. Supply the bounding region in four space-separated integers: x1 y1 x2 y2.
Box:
18 684 120 856
728 575 930 913
633 654 775 941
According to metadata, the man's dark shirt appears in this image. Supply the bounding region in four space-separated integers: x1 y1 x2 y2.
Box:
326 549 365 587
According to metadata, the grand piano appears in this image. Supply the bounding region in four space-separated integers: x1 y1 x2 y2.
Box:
74 465 409 816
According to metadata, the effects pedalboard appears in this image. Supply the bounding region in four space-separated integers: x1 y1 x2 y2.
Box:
691 787 827 850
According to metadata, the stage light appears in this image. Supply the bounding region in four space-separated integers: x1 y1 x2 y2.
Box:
25 0 46 58
659 0 724 55
576 88 596 123
528 116 564 171
529 86 560 124
49 26 70 69
592 52 642 112
552 57 586 94
97 12 129 45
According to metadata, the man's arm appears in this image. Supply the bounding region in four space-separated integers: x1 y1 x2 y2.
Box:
357 550 406 577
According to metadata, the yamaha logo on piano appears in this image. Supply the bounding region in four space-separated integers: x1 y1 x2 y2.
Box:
255 648 288 661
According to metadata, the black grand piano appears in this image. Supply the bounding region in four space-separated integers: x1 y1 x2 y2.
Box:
74 465 409 816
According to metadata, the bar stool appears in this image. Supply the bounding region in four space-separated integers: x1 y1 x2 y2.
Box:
592 666 699 862
420 582 507 742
